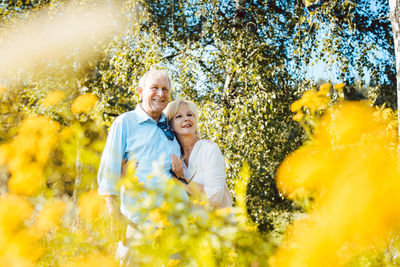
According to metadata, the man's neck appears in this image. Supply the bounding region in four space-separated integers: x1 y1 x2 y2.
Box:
140 105 162 122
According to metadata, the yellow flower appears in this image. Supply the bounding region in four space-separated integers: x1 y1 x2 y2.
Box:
0 144 10 165
314 101 380 146
167 259 181 267
318 83 331 95
333 82 345 92
78 190 106 222
149 227 163 240
160 201 169 212
71 93 98 114
8 164 45 196
290 99 304 112
0 85 6 94
292 112 304 122
273 100 400 266
66 253 118 267
33 200 66 235
59 126 75 141
42 90 65 107
0 195 33 235
214 207 232 217
148 208 168 227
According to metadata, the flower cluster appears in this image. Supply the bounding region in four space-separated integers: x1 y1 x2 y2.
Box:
271 100 400 266
71 93 98 114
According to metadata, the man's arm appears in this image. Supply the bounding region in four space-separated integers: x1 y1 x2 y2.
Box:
97 117 125 197
97 117 132 232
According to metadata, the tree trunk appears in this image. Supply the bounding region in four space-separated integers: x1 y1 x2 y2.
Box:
222 0 246 104
389 0 400 137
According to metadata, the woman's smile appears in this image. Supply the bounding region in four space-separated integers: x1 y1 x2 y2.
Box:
171 105 197 136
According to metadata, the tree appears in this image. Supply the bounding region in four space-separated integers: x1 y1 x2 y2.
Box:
0 0 395 231
389 0 400 137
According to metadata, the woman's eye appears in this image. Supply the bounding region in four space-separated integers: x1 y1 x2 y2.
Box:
187 113 193 117
176 115 182 119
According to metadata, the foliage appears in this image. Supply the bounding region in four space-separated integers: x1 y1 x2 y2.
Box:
1 0 396 231
0 0 398 266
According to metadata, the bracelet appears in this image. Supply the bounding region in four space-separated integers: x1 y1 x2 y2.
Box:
169 170 189 184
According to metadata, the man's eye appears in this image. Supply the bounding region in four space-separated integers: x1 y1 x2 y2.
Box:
162 88 169 92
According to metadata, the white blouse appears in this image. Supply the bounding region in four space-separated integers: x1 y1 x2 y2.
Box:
182 139 232 208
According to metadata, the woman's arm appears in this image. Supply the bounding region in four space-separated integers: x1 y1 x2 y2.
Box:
202 143 232 209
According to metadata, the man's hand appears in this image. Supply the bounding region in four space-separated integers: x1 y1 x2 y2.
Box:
104 195 137 241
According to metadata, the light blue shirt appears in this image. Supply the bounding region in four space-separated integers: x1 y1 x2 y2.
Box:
97 105 182 223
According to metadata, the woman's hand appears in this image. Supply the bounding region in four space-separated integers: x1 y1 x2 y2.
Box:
171 154 186 182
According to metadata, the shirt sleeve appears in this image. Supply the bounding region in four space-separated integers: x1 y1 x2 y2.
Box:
202 143 230 207
97 117 126 196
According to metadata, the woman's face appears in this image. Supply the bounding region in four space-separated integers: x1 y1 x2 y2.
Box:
171 104 196 137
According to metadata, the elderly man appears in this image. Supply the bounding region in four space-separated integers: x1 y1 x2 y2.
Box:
97 69 181 230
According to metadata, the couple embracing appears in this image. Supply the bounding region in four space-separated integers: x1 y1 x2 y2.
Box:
97 69 232 236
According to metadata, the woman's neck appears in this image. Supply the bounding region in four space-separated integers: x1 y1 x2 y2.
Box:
177 134 199 164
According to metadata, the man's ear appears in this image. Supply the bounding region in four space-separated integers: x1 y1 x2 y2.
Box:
137 86 143 99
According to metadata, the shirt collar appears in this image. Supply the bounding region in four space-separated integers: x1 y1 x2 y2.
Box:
135 105 168 124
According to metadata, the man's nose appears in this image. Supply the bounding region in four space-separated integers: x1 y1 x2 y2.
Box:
156 88 163 96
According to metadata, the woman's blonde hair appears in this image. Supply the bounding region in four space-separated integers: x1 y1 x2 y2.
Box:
165 100 200 137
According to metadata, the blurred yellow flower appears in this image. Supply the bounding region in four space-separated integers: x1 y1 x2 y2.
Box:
160 201 169 212
2 229 44 264
33 200 66 235
66 253 118 267
292 112 304 122
78 190 106 221
314 101 381 146
333 82 345 92
0 85 6 94
214 207 232 217
273 100 400 266
0 195 33 235
167 259 181 267
290 99 304 112
318 83 331 95
42 90 66 107
59 126 75 141
0 144 9 165
148 208 169 227
2 116 60 196
149 227 163 240
71 93 98 114
8 164 44 196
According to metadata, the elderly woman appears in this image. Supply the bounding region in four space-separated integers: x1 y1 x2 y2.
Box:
165 100 232 209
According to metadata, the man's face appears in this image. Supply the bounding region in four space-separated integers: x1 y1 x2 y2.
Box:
138 73 170 120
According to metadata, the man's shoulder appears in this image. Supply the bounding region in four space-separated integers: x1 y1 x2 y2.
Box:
113 110 139 125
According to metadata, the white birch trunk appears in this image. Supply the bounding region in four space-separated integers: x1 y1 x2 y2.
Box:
388 4 400 264
389 0 400 138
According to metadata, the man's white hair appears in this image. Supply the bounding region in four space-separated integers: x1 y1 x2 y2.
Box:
138 69 171 89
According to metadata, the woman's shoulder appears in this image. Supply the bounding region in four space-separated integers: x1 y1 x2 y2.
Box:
197 139 219 149
196 139 223 156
